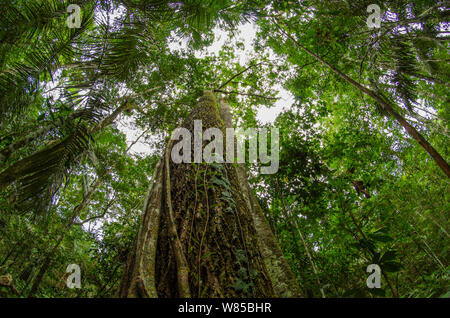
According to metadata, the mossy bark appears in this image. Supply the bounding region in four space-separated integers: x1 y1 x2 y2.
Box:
219 97 302 297
119 91 300 297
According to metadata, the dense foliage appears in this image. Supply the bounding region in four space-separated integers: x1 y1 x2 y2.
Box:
0 0 448 298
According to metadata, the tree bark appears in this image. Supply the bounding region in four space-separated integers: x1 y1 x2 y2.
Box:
219 97 302 297
119 91 300 297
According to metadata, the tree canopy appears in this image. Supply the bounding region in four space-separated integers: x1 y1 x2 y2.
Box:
0 0 448 298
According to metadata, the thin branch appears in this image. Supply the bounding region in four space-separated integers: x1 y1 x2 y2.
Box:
73 197 116 226
213 89 278 100
217 62 263 90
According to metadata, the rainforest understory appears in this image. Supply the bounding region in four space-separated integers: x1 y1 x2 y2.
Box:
0 0 448 298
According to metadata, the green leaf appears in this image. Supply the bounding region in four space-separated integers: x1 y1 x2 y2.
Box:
233 278 249 293
382 261 402 273
236 249 247 263
237 267 248 279
370 233 394 243
368 288 386 297
380 250 398 263
439 291 450 298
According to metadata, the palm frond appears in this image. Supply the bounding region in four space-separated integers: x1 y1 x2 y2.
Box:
0 1 94 120
0 123 92 207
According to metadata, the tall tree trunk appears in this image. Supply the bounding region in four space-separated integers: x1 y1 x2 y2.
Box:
219 97 302 297
27 130 143 297
119 91 301 297
294 223 325 298
27 176 103 297
275 178 325 298
342 200 399 297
